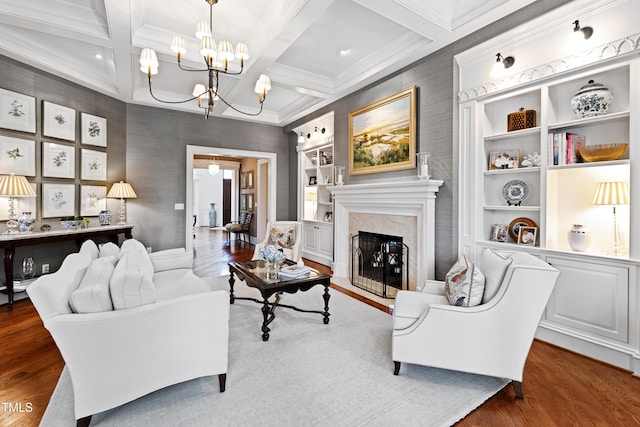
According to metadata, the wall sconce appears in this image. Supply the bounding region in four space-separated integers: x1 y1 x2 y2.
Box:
297 132 305 143
490 53 515 77
567 19 593 50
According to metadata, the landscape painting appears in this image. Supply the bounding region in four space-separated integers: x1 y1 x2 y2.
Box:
349 86 416 175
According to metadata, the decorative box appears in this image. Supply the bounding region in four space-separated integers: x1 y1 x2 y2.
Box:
507 108 536 132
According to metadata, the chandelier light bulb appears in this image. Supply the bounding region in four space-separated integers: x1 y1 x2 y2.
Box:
235 43 249 61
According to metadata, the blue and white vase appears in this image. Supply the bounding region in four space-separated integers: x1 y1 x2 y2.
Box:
18 212 35 233
99 210 112 226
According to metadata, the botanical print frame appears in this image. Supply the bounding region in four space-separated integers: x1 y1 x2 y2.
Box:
240 193 247 210
247 170 254 189
80 185 107 216
81 113 107 147
0 88 36 133
42 142 76 179
489 149 520 170
348 86 416 176
43 101 76 141
240 172 247 189
0 183 36 221
42 183 75 218
81 149 107 181
0 135 35 176
247 193 254 211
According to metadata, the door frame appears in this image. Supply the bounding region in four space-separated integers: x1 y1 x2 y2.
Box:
185 145 277 252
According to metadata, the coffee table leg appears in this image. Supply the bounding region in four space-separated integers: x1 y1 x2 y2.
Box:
322 284 331 324
228 271 235 304
261 299 271 341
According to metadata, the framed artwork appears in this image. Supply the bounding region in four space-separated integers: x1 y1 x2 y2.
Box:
517 226 537 245
508 217 537 241
0 135 35 176
42 183 75 218
81 149 107 181
0 183 36 221
81 113 107 147
42 142 76 179
240 193 247 210
309 176 317 185
349 86 416 176
43 101 76 141
247 193 254 211
247 170 254 189
491 224 508 242
0 88 36 133
240 172 247 189
489 149 520 170
80 185 107 216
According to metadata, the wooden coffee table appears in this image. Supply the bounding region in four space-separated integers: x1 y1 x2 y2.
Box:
228 260 331 341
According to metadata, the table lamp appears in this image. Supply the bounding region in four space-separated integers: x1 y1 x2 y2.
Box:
592 181 629 256
0 174 37 234
107 181 137 225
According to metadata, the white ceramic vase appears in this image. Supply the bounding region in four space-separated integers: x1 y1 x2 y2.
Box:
567 224 591 251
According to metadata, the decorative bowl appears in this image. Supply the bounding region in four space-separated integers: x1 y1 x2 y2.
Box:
60 220 82 230
578 143 628 162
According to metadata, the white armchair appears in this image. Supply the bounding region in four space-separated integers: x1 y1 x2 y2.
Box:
392 250 559 398
252 221 303 262
28 240 230 427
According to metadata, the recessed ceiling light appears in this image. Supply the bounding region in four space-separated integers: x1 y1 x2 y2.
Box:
95 54 103 60
339 49 350 56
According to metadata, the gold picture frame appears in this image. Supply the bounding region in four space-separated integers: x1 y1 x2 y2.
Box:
348 86 416 176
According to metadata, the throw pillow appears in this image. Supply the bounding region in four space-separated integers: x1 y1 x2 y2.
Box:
79 239 99 260
268 225 296 249
444 255 485 307
110 248 156 310
480 248 513 304
99 242 120 259
120 238 147 255
69 256 116 313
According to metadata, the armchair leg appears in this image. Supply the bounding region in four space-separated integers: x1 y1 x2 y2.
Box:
512 380 524 399
393 361 401 375
77 416 92 427
219 373 227 392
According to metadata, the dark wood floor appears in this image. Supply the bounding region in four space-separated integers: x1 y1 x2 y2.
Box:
1 228 639 426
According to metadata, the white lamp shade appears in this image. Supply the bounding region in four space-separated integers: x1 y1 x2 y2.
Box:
254 74 271 94
193 84 207 97
592 181 630 205
139 48 159 68
235 42 249 60
0 174 36 197
218 40 235 61
195 20 211 39
200 36 217 58
107 181 137 199
171 36 187 54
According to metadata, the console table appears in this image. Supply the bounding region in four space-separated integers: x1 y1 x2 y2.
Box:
0 224 133 311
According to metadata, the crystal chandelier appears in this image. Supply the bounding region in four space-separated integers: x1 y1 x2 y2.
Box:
139 0 271 119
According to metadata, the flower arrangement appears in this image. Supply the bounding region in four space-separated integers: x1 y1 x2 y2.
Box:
259 244 285 264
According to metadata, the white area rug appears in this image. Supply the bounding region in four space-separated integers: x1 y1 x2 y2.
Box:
40 280 508 426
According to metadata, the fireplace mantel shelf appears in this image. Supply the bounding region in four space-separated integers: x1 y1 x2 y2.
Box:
329 178 443 197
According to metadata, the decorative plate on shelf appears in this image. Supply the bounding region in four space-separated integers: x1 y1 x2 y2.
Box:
508 217 537 241
502 180 529 206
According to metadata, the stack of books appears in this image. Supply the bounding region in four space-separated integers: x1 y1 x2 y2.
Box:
548 132 585 165
278 264 311 280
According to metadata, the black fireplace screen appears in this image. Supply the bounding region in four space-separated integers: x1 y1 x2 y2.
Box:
350 231 408 298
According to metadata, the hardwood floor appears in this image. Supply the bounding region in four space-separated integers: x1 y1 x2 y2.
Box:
1 227 639 426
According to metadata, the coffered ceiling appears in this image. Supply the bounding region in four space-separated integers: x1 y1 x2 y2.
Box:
0 0 535 126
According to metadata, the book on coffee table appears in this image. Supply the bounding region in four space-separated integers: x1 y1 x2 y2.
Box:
278 265 311 279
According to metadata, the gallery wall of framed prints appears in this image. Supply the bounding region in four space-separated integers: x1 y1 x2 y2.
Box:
0 87 110 223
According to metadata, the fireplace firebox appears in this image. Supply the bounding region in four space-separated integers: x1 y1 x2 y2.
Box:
351 231 408 298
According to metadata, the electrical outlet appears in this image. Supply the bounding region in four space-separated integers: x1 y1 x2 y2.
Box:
42 264 49 274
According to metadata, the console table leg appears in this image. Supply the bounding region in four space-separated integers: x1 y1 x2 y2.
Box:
322 283 331 324
3 247 15 312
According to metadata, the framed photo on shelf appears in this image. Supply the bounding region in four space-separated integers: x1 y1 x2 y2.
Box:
517 226 537 246
489 149 520 170
42 141 75 179
0 135 35 176
0 183 36 221
42 183 75 218
309 176 317 185
80 185 107 216
491 224 508 242
81 113 107 147
324 211 333 222
0 88 36 133
349 86 416 176
508 217 537 241
43 101 76 141
81 149 107 181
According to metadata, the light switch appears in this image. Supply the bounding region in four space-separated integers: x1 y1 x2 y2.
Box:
175 203 185 210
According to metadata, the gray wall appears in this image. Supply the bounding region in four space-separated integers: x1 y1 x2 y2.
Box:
125 104 289 251
286 0 570 279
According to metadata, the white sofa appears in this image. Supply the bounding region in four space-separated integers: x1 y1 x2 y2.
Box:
27 239 230 426
392 250 559 398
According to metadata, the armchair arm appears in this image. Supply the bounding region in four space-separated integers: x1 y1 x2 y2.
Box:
44 290 229 418
149 248 193 272
418 280 445 294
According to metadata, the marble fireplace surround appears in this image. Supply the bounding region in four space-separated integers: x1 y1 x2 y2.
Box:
330 178 443 292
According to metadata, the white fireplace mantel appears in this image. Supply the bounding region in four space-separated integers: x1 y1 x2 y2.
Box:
330 178 444 287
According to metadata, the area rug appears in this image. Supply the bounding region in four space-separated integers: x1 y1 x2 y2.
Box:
40 280 508 427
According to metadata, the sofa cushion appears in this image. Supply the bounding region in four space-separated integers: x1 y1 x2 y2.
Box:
120 238 147 255
444 256 485 307
154 269 211 301
79 239 99 260
268 225 296 249
110 248 156 310
481 248 513 304
150 249 193 272
69 256 116 313
99 242 121 259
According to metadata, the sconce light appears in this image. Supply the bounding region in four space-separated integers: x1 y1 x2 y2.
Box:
490 53 515 77
567 19 593 50
297 132 305 143
321 127 326 134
